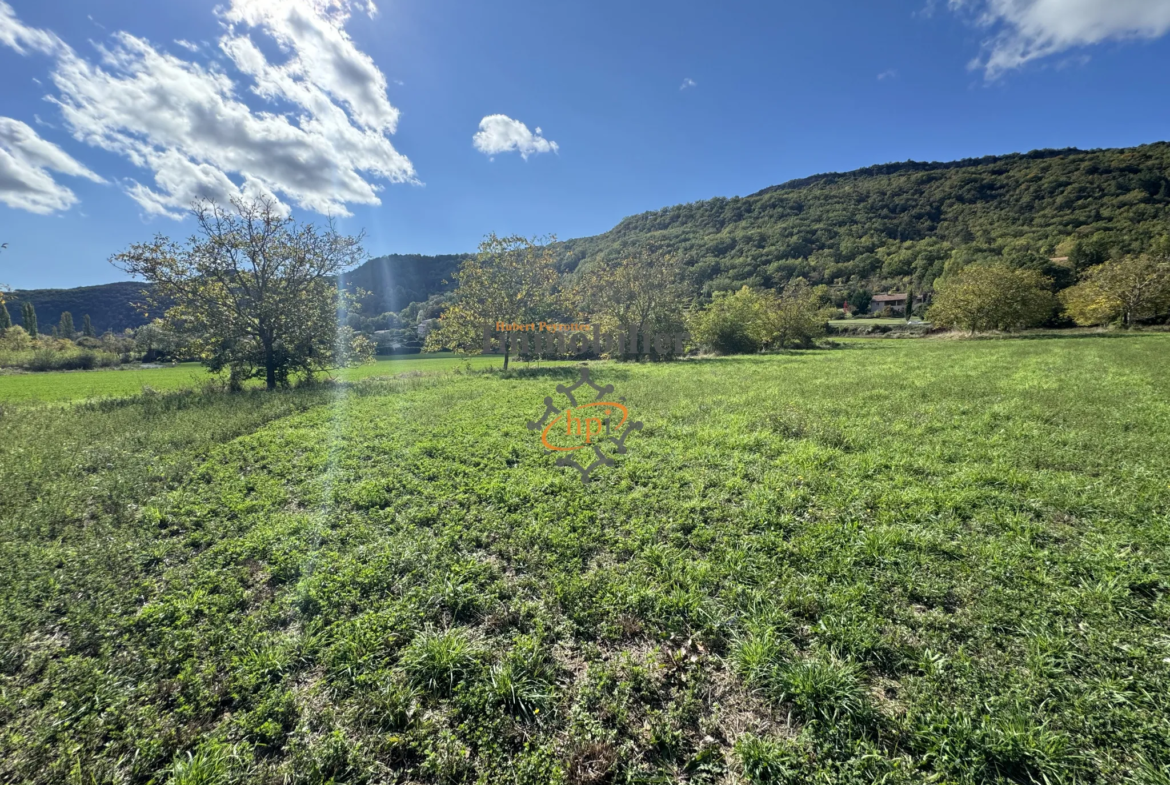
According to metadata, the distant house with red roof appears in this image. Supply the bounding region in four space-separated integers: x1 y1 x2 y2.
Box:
868 292 930 315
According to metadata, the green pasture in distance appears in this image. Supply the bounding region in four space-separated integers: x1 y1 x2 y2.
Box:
0 353 531 403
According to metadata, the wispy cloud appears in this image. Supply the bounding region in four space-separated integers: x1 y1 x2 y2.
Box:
173 38 200 52
0 117 104 214
0 1 66 55
917 0 939 19
472 114 558 160
0 0 416 218
949 0 1170 78
877 69 898 80
679 77 697 90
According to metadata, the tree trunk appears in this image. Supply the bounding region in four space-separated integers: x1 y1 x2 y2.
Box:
264 345 277 390
503 344 510 371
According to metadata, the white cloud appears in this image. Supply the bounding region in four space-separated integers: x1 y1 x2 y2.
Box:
877 69 898 80
951 0 1170 77
680 77 697 90
0 1 64 55
0 0 415 219
472 114 558 160
174 39 200 52
0 117 104 214
221 0 400 132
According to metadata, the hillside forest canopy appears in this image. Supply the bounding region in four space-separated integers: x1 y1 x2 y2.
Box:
559 142 1170 299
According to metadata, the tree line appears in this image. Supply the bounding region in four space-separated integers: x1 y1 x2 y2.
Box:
12 175 1166 384
424 234 834 365
927 253 1170 333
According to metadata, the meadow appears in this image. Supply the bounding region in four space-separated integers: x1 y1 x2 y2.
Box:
0 354 507 403
1 335 1168 784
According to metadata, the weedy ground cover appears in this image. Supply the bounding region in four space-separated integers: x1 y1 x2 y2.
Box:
1 336 1168 784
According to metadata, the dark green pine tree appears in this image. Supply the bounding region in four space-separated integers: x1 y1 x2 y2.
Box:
82 314 94 338
905 287 915 322
22 302 37 338
0 300 10 330
58 311 75 340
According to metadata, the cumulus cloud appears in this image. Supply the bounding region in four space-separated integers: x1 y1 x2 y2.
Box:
0 0 415 218
951 0 1170 77
680 77 697 90
221 0 400 132
0 117 104 214
472 115 558 160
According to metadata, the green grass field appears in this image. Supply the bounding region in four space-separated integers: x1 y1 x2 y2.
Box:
2 336 1168 784
0 354 514 403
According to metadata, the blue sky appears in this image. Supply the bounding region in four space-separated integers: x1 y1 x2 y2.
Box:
2 0 1170 289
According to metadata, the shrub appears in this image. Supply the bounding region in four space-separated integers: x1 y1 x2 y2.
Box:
1060 254 1170 327
689 282 831 355
0 325 31 351
25 349 119 372
688 287 764 354
0 345 122 372
928 264 1055 333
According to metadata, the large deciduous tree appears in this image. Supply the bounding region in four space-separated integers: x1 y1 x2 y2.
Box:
763 280 834 349
424 233 563 370
582 247 688 357
1059 255 1170 328
112 197 373 390
928 264 1055 334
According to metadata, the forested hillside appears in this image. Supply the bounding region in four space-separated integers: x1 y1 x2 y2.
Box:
5 254 465 335
6 281 155 334
339 253 464 313
16 142 1170 322
560 142 1170 295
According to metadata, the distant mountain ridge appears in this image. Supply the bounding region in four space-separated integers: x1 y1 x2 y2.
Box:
6 281 154 335
339 253 465 314
11 141 1170 327
747 147 1088 197
6 254 469 334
